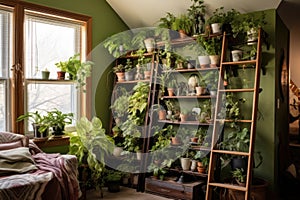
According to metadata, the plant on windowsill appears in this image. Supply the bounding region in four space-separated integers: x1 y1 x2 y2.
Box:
56 54 94 92
55 60 67 80
45 109 74 136
16 111 50 139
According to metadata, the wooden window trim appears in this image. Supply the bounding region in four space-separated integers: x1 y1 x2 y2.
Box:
1 0 92 133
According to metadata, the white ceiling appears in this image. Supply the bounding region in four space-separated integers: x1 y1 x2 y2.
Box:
106 0 282 29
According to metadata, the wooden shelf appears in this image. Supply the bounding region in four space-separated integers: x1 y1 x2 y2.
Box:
163 67 219 73
158 120 213 126
33 135 70 148
162 95 216 99
115 79 150 84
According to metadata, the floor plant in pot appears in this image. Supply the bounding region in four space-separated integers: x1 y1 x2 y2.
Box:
104 169 123 193
68 117 114 195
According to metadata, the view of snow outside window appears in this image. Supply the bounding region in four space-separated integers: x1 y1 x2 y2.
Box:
24 14 80 131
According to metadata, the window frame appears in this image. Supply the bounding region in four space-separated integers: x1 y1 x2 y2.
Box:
0 0 92 134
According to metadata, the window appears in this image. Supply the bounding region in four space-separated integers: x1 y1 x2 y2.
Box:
0 1 91 134
0 6 13 131
24 11 81 131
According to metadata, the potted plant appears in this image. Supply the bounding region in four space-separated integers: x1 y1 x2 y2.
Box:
41 68 50 79
171 14 193 38
156 12 178 39
167 79 177 96
180 108 189 122
194 151 209 173
124 59 135 81
142 57 152 79
45 109 74 136
113 64 125 82
59 53 94 91
103 31 133 58
231 12 267 44
104 169 123 192
55 60 67 80
68 117 114 191
187 0 206 36
110 87 129 122
148 163 167 180
16 111 49 139
197 35 222 67
231 168 246 186
206 6 226 34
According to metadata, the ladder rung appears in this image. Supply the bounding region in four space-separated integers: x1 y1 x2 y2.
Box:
208 182 247 191
218 89 255 92
222 60 257 65
211 149 250 156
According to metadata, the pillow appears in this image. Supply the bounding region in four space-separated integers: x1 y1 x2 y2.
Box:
0 132 29 150
0 147 37 176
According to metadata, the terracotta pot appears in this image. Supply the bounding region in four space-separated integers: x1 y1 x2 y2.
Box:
190 137 198 143
171 136 181 145
116 72 125 82
167 88 175 96
57 71 66 80
178 30 187 38
158 110 166 120
180 113 188 122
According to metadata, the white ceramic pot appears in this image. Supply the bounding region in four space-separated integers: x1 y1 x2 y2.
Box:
231 50 243 62
191 160 197 171
210 23 222 34
113 147 123 157
209 55 220 67
198 55 210 68
180 157 191 171
247 28 258 45
136 151 142 160
144 37 155 53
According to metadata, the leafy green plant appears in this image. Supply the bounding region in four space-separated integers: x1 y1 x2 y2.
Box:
124 59 134 72
171 14 193 35
45 109 73 130
103 31 133 58
68 117 114 189
231 168 246 184
197 35 222 55
56 53 94 91
16 111 49 133
157 12 176 29
112 64 124 73
220 127 250 152
206 6 226 25
110 87 129 118
231 12 267 38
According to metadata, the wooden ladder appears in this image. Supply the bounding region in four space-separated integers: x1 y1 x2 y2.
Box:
206 28 262 200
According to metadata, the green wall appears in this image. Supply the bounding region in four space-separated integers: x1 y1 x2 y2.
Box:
254 9 276 190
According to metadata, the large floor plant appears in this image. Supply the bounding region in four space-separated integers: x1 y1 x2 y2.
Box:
68 117 114 190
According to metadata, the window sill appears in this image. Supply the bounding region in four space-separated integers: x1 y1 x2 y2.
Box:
33 135 70 148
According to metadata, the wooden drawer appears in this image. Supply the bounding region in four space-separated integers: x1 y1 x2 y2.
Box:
145 177 205 200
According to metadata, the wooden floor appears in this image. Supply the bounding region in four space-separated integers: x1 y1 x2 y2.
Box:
85 186 170 200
